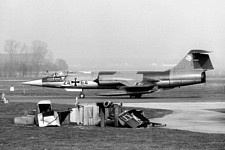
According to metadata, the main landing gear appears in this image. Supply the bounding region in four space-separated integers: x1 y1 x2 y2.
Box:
79 93 85 98
129 94 142 99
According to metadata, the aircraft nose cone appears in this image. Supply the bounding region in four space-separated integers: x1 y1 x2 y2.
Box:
23 79 42 86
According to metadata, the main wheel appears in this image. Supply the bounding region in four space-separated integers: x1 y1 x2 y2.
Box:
79 93 85 98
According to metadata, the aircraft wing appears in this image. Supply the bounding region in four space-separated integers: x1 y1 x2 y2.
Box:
96 90 154 96
97 77 159 96
118 82 158 94
117 78 159 87
116 76 159 88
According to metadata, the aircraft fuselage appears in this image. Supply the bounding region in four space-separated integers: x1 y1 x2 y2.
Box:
36 69 205 90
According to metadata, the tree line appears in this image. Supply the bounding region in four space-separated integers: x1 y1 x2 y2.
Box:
1 39 68 78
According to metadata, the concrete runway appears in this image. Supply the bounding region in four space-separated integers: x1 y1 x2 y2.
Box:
10 96 225 134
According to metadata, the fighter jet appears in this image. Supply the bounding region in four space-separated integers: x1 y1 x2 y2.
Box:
23 50 214 98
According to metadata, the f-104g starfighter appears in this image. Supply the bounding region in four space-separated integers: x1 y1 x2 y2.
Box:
24 50 214 98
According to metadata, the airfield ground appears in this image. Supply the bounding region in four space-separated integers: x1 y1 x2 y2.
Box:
1 102 225 150
0 77 225 149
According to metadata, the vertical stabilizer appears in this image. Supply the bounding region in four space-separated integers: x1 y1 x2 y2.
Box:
172 50 214 71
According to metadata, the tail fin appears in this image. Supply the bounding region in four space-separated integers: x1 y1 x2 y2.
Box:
172 50 214 71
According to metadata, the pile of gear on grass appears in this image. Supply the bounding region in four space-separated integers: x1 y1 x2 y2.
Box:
1 93 10 104
1 85 15 104
14 100 71 127
13 99 166 128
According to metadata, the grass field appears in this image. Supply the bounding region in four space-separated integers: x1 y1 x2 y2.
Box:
1 102 225 150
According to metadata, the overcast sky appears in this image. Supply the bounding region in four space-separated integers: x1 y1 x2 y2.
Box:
0 0 225 72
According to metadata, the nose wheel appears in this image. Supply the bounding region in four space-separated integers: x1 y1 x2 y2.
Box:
79 93 85 98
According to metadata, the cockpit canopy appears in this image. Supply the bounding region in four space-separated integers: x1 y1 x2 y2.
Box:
42 71 69 83
48 71 68 77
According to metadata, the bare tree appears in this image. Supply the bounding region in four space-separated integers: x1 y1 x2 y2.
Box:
20 43 29 54
2 40 69 78
31 40 48 76
4 40 20 54
19 43 29 77
55 58 69 70
4 40 20 77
